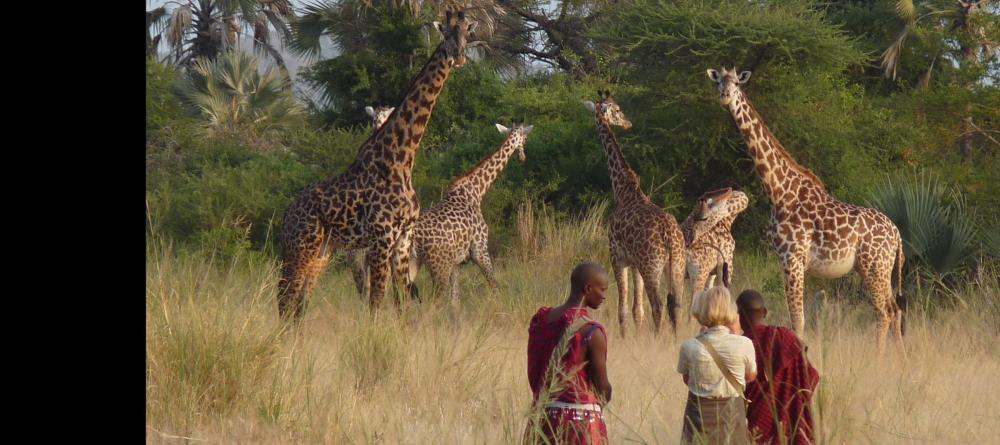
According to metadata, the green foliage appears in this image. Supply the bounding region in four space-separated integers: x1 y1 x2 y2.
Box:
146 0 998 274
146 58 187 134
175 51 305 132
868 169 982 281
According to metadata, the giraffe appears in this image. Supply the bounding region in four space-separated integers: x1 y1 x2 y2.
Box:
706 67 906 352
583 90 686 336
276 10 478 320
406 121 534 304
680 187 749 293
346 105 396 302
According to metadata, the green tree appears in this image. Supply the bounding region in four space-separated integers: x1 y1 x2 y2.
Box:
290 0 507 127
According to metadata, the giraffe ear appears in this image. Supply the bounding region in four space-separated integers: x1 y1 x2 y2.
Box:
706 69 721 82
434 21 447 36
495 123 510 134
522 125 534 135
583 101 596 112
738 71 752 84
365 106 376 118
467 21 478 34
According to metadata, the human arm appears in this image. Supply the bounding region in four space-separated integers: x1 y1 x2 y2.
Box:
587 327 613 404
677 341 690 386
743 336 758 383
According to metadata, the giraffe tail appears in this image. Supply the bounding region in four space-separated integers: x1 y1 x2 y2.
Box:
406 243 421 302
893 239 907 336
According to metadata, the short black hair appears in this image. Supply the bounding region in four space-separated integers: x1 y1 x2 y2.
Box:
736 288 766 316
570 262 608 293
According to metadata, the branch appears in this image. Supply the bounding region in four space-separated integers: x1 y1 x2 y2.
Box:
493 41 558 60
499 0 551 26
966 119 1000 147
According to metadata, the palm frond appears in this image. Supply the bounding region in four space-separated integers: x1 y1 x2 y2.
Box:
893 0 917 22
166 5 193 48
288 0 333 59
880 27 910 80
174 51 301 130
261 8 293 43
869 170 983 281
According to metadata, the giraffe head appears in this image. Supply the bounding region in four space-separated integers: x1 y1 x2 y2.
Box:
706 67 751 108
365 105 395 129
433 9 478 68
494 120 534 162
686 188 749 244
582 90 632 129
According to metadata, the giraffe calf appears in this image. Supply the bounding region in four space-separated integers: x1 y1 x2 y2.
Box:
681 188 749 300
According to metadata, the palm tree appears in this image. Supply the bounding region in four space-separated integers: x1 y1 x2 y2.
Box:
147 7 170 58
175 51 304 131
157 0 294 68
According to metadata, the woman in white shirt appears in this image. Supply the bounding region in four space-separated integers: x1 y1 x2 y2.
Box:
677 286 757 444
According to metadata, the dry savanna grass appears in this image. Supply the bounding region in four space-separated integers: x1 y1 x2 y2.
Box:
146 204 1000 444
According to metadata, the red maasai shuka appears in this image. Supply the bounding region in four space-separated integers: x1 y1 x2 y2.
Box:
744 325 820 445
525 306 608 445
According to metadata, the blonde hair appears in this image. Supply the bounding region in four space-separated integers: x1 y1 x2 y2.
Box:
691 286 738 327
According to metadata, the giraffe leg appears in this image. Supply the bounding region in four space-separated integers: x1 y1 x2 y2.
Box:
611 257 630 338
781 254 808 339
449 267 461 306
390 229 416 306
277 221 329 321
347 249 369 301
427 260 452 303
470 236 500 294
365 240 394 312
639 266 665 335
857 257 900 356
666 223 686 334
632 271 645 329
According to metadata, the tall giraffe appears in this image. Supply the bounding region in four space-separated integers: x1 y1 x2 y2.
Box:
681 187 749 292
406 122 534 304
707 67 906 352
277 10 478 320
584 91 686 336
347 105 396 302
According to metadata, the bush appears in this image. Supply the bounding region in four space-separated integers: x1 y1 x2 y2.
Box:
868 169 982 283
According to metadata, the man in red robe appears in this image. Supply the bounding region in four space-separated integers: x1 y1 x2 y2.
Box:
525 262 612 445
736 289 820 445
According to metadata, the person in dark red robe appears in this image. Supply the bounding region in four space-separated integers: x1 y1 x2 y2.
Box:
525 262 612 445
736 289 820 445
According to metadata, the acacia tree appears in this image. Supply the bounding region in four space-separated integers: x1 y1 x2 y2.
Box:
493 0 615 78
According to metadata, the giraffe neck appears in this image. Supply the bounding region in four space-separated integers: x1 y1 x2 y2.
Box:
681 213 733 246
357 43 453 176
595 115 646 206
448 132 522 203
728 90 827 207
